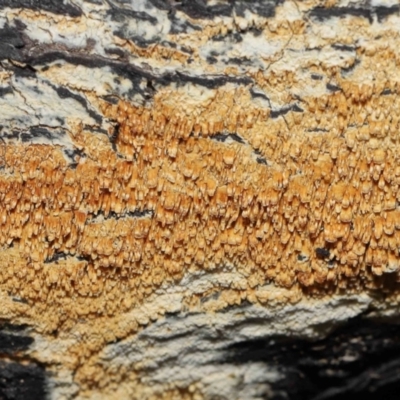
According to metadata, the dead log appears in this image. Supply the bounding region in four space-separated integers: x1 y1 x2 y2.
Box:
0 0 400 399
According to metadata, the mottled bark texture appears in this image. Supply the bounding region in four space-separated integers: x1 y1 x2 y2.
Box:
0 0 400 399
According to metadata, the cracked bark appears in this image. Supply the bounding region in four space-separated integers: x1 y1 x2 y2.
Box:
0 1 400 399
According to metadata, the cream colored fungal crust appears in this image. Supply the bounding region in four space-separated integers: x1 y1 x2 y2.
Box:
1 0 400 398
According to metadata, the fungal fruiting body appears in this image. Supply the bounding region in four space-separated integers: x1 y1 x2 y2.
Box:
0 0 400 398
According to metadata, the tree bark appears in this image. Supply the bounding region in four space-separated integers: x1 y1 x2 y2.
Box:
0 0 400 399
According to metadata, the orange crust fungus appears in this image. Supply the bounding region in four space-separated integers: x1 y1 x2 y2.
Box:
1 0 400 398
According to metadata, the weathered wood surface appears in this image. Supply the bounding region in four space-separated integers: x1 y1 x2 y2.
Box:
0 0 400 399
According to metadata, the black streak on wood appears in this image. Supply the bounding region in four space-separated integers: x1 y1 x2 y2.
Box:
0 332 33 353
0 0 82 17
151 0 283 20
250 88 270 101
315 247 330 259
108 6 157 24
0 86 13 97
341 59 361 76
109 123 120 152
331 44 355 52
44 252 68 264
327 83 342 92
90 209 154 222
21 126 62 142
24 52 252 94
310 6 373 23
311 74 323 80
270 104 303 118
55 86 102 124
375 5 400 22
310 5 400 23
211 133 245 144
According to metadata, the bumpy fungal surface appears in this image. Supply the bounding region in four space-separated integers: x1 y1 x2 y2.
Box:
1 0 400 398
